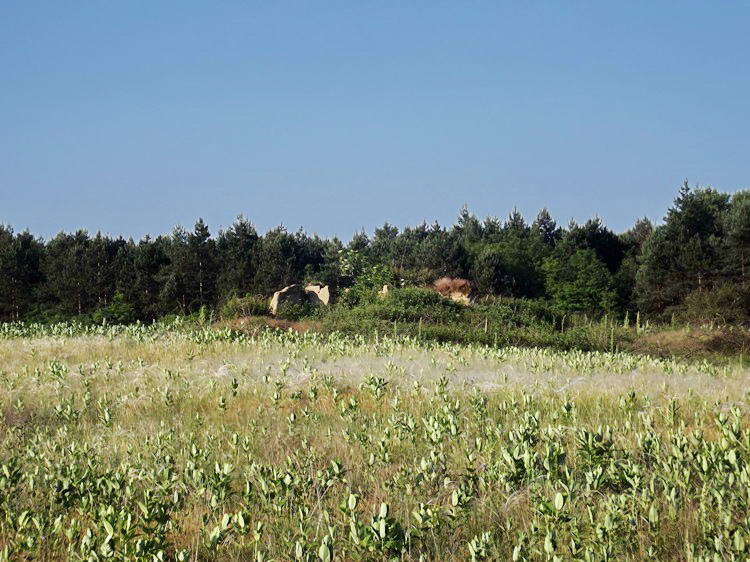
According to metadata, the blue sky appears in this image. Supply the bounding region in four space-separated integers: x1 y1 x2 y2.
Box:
1 1 748 240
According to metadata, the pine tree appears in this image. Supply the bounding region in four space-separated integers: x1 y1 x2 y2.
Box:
216 216 259 299
128 236 169 319
10 230 44 320
252 227 302 294
43 231 97 317
188 219 217 308
532 208 561 247
0 226 16 320
558 217 625 273
504 208 528 235
726 191 750 279
635 182 730 314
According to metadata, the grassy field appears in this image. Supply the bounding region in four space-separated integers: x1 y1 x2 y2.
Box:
1 322 750 560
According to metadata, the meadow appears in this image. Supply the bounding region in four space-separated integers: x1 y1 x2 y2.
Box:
1 321 749 560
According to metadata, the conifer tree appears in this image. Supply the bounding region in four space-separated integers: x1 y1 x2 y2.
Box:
216 216 259 299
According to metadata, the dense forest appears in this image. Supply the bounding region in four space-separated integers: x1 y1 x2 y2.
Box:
1 181 749 325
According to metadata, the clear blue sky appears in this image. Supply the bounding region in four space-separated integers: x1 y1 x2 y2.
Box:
1 2 748 240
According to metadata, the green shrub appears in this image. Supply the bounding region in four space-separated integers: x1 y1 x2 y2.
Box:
276 302 317 321
678 283 750 326
337 249 395 307
543 249 617 314
395 267 436 287
23 304 69 324
91 292 136 324
473 296 558 328
221 295 270 318
352 287 463 323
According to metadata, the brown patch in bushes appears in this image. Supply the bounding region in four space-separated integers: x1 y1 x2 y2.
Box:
433 277 473 304
433 277 472 297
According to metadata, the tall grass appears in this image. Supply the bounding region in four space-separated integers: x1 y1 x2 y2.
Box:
0 324 749 559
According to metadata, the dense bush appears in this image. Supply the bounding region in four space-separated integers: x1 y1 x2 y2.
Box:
221 294 270 318
336 249 395 307
678 284 750 326
317 289 637 352
472 296 558 327
351 287 463 323
542 249 617 314
276 302 318 321
91 292 136 324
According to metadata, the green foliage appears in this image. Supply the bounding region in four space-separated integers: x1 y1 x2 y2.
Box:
322 293 636 352
557 217 625 273
221 295 270 319
473 296 557 326
680 284 750 325
472 236 547 297
726 190 750 278
92 292 136 324
275 302 317 321
337 248 395 306
0 226 44 321
352 287 462 323
543 250 616 313
216 216 259 301
636 182 733 315
3 182 750 326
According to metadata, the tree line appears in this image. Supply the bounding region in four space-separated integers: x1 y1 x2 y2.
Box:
1 181 748 324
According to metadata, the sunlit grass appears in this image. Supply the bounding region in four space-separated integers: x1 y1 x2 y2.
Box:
1 322 749 560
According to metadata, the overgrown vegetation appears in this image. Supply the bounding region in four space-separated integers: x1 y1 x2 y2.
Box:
1 181 749 330
220 295 271 320
0 324 749 560
319 289 640 353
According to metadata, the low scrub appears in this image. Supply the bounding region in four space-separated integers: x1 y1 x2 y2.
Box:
221 295 270 319
677 284 750 326
319 291 638 352
344 287 463 323
275 301 320 321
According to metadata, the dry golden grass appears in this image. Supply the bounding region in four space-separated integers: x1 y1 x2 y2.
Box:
630 326 750 358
